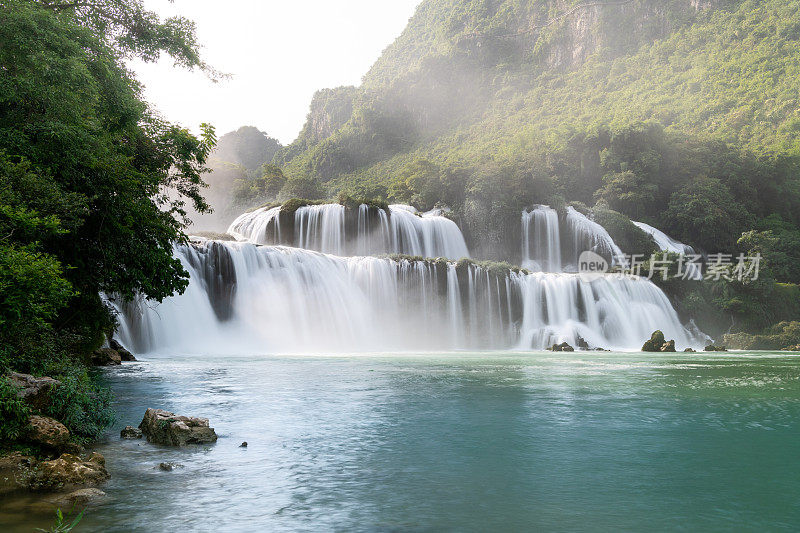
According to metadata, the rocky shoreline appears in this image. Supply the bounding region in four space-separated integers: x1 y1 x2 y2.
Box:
1 343 217 515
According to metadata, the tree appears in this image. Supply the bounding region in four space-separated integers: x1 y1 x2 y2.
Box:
231 165 287 207
662 177 753 252
0 0 216 365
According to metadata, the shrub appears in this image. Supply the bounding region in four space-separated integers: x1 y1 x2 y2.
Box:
43 367 115 443
0 377 30 442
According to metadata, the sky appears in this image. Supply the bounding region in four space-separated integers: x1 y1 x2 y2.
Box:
131 0 421 145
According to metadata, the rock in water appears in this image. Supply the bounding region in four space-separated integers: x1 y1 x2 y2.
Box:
91 348 122 366
548 342 575 352
704 344 728 352
240 442 248 448
139 408 218 446
660 340 677 352
158 462 182 471
684 348 696 352
642 330 666 352
120 426 143 439
26 415 70 450
8 373 61 411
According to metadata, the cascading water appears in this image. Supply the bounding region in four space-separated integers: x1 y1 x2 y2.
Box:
565 207 628 269
227 202 469 259
112 239 702 355
633 221 702 280
521 205 562 272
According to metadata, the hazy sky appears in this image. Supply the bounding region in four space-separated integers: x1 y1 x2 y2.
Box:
131 0 421 145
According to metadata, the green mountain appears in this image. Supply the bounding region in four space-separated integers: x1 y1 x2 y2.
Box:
268 0 799 258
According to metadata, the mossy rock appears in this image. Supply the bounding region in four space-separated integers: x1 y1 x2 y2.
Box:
642 330 666 352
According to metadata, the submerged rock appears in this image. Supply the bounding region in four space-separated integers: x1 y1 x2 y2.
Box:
26 415 70 450
139 408 218 446
8 372 61 411
240 442 248 448
120 426 143 439
158 462 183 471
91 348 122 366
48 487 106 507
0 452 36 494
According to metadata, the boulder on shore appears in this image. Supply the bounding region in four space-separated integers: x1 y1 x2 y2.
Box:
91 348 121 366
8 372 61 411
28 452 109 491
139 408 218 446
26 415 70 450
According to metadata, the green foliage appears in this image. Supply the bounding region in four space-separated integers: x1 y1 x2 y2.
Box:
43 366 115 443
0 243 74 331
663 177 754 252
279 176 324 201
389 159 466 210
0 377 30 441
724 320 800 350
36 507 84 533
231 164 287 208
738 228 800 283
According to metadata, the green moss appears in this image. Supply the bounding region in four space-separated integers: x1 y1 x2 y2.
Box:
279 198 326 215
190 231 237 241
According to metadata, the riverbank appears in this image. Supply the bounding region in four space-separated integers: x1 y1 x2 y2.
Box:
3 350 799 531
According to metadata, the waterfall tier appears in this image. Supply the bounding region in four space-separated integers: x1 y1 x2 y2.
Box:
521 206 562 272
521 206 627 272
633 221 702 279
227 203 469 260
113 240 700 355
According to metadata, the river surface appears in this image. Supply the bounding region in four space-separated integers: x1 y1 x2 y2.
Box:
4 351 800 532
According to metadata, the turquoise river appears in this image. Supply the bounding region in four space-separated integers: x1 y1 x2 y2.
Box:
3 351 799 532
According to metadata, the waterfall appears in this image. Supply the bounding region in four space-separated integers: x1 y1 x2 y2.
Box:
112 240 702 355
227 202 469 259
521 205 562 272
633 221 702 280
565 207 627 270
